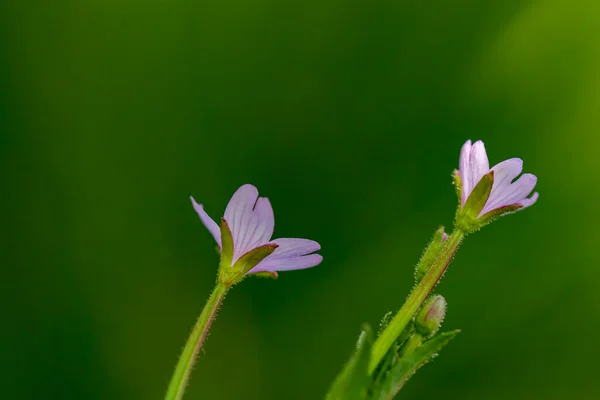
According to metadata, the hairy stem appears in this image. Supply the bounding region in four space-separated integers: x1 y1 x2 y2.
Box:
165 283 229 400
368 230 464 373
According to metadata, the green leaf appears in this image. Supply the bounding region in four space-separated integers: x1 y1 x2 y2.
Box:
368 318 416 400
325 325 373 400
372 330 460 400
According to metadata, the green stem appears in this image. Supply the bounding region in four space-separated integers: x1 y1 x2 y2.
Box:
165 283 229 400
368 230 465 373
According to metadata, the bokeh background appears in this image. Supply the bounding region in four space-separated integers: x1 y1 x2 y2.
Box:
2 0 599 399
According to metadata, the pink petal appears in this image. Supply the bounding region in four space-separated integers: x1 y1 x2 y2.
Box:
482 158 523 212
482 172 537 215
224 184 258 243
468 141 490 194
250 254 323 273
506 174 538 203
249 238 322 273
459 140 472 204
266 238 321 259
519 192 539 208
490 158 523 187
223 184 275 262
236 197 274 257
190 196 221 247
459 140 490 204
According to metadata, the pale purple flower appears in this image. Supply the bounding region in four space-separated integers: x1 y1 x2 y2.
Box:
190 184 322 275
459 140 539 216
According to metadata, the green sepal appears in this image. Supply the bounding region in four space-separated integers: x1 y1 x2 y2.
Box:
372 330 460 399
463 170 494 218
455 171 494 233
218 218 234 271
233 244 278 273
325 324 373 400
478 204 523 226
220 243 278 286
414 227 447 282
250 270 279 280
217 218 278 286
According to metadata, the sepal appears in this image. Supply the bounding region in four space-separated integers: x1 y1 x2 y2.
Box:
477 204 523 226
249 270 279 280
233 244 278 273
217 218 278 286
218 218 234 271
455 171 494 233
220 243 278 286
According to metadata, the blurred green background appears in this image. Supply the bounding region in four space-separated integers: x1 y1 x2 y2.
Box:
2 0 599 399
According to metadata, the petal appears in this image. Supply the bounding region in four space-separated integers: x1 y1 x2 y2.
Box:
481 172 537 215
236 197 274 257
266 238 321 259
459 140 472 203
519 192 539 209
468 140 490 197
482 158 523 211
496 172 536 207
223 184 276 262
249 238 321 273
190 196 221 247
223 184 259 259
459 140 490 204
224 184 259 241
490 158 523 188
250 254 323 273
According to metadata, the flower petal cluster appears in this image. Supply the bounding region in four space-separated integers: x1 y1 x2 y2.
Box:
455 140 538 231
191 184 322 279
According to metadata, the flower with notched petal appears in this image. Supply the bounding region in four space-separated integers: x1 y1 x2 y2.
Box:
454 140 538 233
191 184 322 285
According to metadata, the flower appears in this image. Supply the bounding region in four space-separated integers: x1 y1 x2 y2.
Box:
190 184 322 281
455 140 538 231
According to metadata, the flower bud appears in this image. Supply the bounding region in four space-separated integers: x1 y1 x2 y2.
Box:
415 295 447 337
